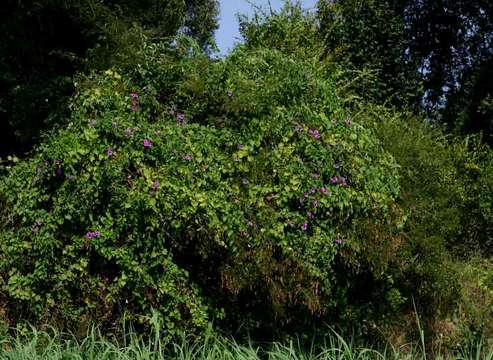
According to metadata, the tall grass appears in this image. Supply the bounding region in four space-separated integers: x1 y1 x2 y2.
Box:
0 324 491 360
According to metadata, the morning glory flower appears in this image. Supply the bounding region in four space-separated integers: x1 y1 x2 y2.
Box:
86 230 101 239
143 139 153 148
308 129 321 140
176 112 186 124
302 222 309 231
107 147 114 157
152 180 160 190
124 128 135 137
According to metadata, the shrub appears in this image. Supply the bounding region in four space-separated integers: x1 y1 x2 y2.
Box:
0 37 401 337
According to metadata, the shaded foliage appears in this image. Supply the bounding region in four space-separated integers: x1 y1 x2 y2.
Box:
0 0 219 155
318 0 493 140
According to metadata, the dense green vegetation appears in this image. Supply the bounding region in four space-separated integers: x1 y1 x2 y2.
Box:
318 0 493 139
0 0 492 358
0 0 219 154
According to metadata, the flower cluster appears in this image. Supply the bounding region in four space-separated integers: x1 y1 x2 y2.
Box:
308 128 321 140
86 230 101 239
331 175 348 187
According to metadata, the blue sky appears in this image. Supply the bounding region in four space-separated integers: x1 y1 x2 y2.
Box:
215 0 318 56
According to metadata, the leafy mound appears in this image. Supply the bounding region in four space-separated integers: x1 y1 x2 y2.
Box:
0 39 400 336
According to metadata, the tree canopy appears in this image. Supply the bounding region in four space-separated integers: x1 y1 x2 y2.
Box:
0 0 219 155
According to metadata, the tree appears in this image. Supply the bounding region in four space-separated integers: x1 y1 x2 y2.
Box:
318 0 423 110
318 0 493 139
0 0 219 156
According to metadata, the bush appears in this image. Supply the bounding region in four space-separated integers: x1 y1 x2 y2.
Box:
0 35 402 337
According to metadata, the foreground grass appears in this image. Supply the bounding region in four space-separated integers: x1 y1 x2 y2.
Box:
0 326 492 360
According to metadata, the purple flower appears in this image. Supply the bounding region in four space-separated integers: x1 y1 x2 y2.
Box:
182 154 193 161
152 180 160 190
308 129 321 140
227 90 234 98
294 123 303 132
341 177 348 187
334 238 343 245
107 147 114 157
176 112 186 124
112 122 118 129
239 231 249 238
344 118 351 126
131 103 139 112
143 139 153 148
87 230 101 239
310 187 317 193
312 200 318 208
307 212 315 219
303 192 309 198
331 176 339 185
130 92 139 99
312 172 321 178
301 222 309 231
124 128 135 137
320 187 328 194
